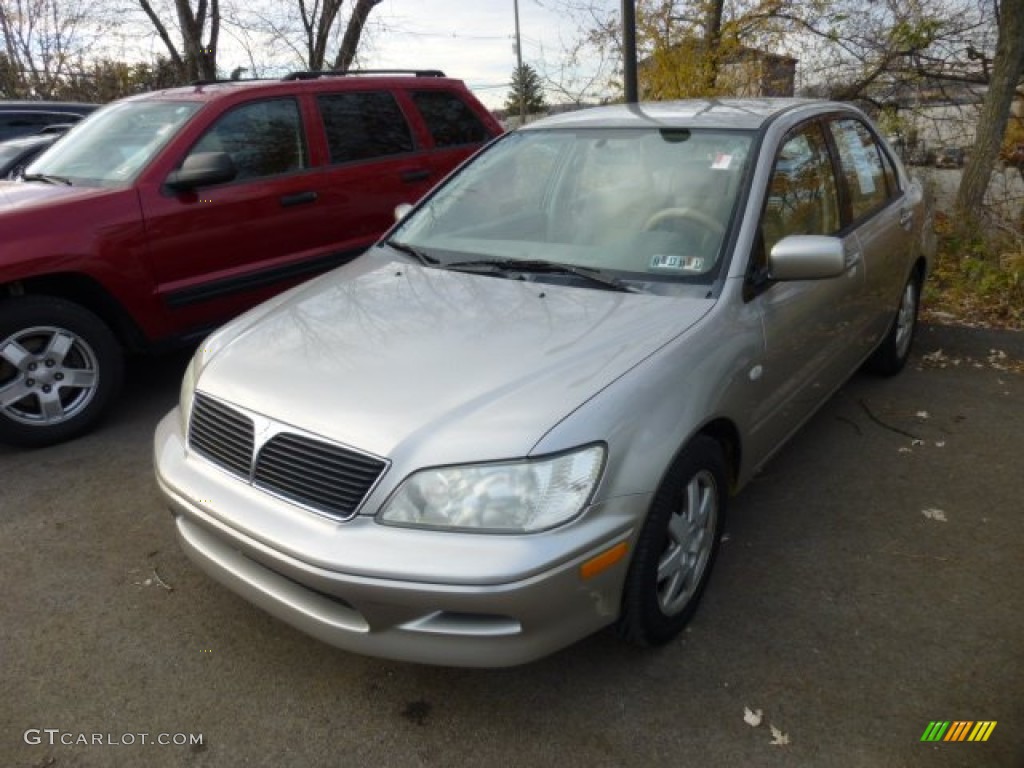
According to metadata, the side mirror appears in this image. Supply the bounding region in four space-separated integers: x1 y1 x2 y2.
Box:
165 152 237 192
394 203 413 222
768 235 846 281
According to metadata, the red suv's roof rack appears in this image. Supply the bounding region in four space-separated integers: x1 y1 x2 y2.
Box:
281 69 446 80
189 78 276 86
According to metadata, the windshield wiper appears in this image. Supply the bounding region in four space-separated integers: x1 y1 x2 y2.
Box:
21 173 72 186
386 239 438 265
445 258 639 293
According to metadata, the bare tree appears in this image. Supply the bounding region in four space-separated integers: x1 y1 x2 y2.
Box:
137 0 220 82
297 0 344 70
332 0 381 70
0 0 112 97
224 0 382 74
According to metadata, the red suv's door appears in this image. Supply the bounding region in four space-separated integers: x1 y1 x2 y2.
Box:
401 88 500 186
138 97 339 332
307 88 437 243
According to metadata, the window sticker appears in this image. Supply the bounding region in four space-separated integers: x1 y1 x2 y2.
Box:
712 153 733 170
840 124 876 195
650 254 705 272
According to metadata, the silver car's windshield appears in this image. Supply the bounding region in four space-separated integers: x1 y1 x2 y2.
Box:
24 100 201 187
392 127 753 292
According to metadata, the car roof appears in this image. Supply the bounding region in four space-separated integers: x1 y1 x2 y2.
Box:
120 71 471 105
0 100 98 114
523 98 848 131
0 132 58 149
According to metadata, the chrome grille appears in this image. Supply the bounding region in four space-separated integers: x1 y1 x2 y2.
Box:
187 393 386 519
254 433 386 519
188 393 254 478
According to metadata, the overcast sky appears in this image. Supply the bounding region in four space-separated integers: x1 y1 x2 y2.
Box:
360 0 612 109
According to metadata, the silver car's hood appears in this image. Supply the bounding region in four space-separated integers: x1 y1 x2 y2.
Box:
197 254 713 463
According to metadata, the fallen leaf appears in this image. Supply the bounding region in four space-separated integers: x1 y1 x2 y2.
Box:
916 410 929 419
769 724 790 746
743 707 763 727
922 508 948 522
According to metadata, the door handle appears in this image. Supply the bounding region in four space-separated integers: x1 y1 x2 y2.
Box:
400 169 431 183
280 191 318 207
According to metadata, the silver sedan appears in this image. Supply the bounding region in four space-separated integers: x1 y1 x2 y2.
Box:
154 98 935 667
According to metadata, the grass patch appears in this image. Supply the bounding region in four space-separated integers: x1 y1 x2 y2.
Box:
921 211 1024 330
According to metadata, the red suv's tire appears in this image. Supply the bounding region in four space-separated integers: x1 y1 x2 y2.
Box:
0 296 123 447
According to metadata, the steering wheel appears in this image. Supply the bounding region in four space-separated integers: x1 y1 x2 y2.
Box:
642 207 726 237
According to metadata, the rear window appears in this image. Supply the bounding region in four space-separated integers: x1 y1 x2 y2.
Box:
410 91 491 148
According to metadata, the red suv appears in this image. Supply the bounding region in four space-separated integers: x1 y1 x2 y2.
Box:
0 71 501 446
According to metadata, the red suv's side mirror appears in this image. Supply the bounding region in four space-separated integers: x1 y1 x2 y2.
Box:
165 151 237 192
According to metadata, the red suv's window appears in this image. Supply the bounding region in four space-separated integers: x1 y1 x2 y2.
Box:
410 90 491 148
187 98 307 181
317 91 415 164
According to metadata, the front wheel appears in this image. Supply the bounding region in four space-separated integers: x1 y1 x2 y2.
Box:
617 436 727 647
0 297 124 447
866 272 920 376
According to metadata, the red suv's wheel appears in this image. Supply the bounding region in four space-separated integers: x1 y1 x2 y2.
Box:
0 296 123 447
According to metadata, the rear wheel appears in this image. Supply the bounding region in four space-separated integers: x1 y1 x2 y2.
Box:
866 271 920 376
617 436 727 646
0 296 123 447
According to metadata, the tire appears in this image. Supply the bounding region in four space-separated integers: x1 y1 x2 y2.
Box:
617 435 727 647
0 296 124 447
865 271 921 376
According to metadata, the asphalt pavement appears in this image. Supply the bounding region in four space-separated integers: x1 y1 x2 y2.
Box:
1 323 1022 768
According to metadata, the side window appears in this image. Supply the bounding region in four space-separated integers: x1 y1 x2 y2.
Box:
187 99 306 182
317 91 414 164
879 144 901 197
411 91 490 148
760 122 841 257
828 118 893 220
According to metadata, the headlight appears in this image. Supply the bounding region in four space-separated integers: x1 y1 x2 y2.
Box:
378 444 605 533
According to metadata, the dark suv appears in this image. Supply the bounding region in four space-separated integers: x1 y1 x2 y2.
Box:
0 101 98 141
0 71 502 446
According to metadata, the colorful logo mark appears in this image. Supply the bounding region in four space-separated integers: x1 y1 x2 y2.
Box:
921 721 996 742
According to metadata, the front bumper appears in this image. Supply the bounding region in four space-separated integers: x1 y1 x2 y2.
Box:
154 410 646 667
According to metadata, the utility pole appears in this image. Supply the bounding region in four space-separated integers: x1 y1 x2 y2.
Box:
622 0 638 103
514 0 526 124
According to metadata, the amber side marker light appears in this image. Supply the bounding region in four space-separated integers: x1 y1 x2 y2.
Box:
580 542 629 580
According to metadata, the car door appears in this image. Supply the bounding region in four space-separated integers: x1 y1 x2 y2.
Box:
140 97 332 332
403 88 498 183
826 118 912 342
311 88 435 246
744 119 868 462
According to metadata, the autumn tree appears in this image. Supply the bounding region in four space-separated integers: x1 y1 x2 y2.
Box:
505 63 548 116
954 0 1024 220
557 0 820 100
0 50 19 96
55 57 179 102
